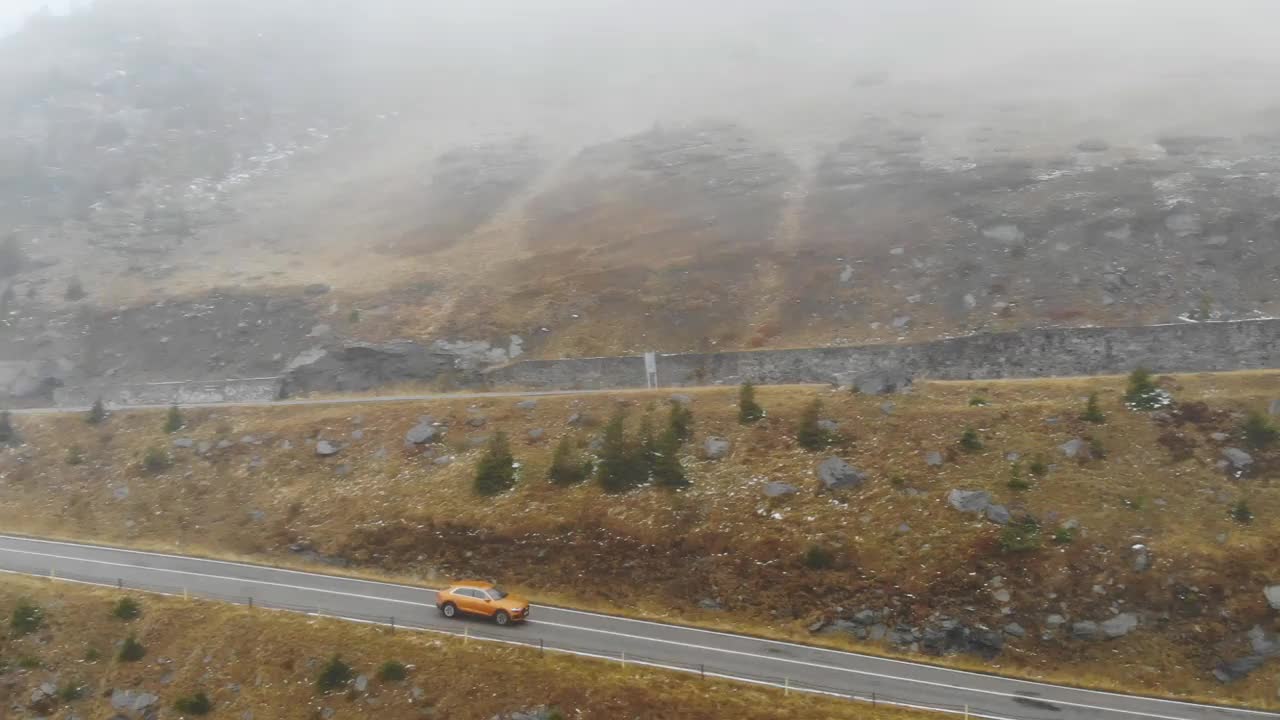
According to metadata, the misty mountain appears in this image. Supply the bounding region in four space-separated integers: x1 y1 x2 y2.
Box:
3 0 1280 399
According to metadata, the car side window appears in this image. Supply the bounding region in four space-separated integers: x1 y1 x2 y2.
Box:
460 589 478 599
478 591 492 601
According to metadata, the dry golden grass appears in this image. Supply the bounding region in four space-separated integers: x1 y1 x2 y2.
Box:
1 373 1278 707
0 574 931 720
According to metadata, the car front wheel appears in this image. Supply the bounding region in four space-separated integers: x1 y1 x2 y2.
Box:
441 602 457 619
494 610 510 626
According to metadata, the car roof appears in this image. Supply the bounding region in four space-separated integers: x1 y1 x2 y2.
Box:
451 580 495 590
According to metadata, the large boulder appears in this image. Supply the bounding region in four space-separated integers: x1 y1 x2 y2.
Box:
984 504 1011 525
763 482 798 498
315 441 339 457
1059 438 1088 459
1101 613 1139 639
817 457 867 490
851 369 913 395
111 689 159 714
1223 448 1253 470
1214 655 1268 683
405 421 440 445
1265 585 1280 610
703 436 731 460
1071 621 1101 640
947 489 992 514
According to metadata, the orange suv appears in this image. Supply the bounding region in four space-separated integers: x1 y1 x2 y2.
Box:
436 581 530 626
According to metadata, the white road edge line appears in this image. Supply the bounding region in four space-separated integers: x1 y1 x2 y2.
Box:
2 536 1276 718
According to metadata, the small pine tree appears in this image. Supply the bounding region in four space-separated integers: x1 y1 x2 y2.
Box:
118 635 146 662
378 660 408 682
1081 393 1105 424
142 447 171 473
10 599 42 635
1007 462 1030 490
651 428 688 489
112 597 142 621
1242 411 1278 450
0 410 16 444
66 445 84 466
796 399 827 450
548 436 588 486
1231 500 1254 524
959 428 983 452
738 381 764 424
802 544 835 570
86 398 107 425
668 401 693 443
164 405 183 434
473 432 516 496
1000 518 1043 553
316 655 353 692
64 277 86 301
174 692 212 715
1028 456 1049 477
348 308 361 324
1124 367 1169 410
596 411 644 493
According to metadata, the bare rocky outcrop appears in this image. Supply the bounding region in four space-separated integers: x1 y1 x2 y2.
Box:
282 341 463 396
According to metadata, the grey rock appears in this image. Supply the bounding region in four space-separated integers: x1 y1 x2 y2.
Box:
896 522 911 534
1223 448 1253 469
924 450 944 467
669 394 693 406
567 412 593 427
852 369 913 395
405 422 439 445
240 435 259 445
355 675 369 692
868 623 888 641
1072 621 1101 640
308 323 333 338
278 439 293 450
113 485 129 500
947 489 992 514
351 429 364 440
433 455 455 466
172 438 194 448
985 504 1011 525
1059 438 1088 459
880 401 896 415
1265 585 1280 610
467 416 487 428
1248 625 1279 655
1132 544 1151 573
992 589 1011 603
697 598 724 611
1046 614 1066 627
111 689 159 712
516 399 538 410
1005 451 1021 462
1210 432 1229 442
851 609 881 625
703 436 731 460
315 441 339 456
891 315 912 329
1101 613 1139 639
763 482 798 498
1004 622 1026 638
216 439 234 450
527 428 545 441
817 419 840 433
1214 655 1267 683
334 463 351 476
817 457 867 490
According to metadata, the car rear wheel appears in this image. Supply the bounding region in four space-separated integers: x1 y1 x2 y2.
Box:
494 610 510 626
441 602 457 618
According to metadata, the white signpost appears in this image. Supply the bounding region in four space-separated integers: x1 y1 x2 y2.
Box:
644 352 658 389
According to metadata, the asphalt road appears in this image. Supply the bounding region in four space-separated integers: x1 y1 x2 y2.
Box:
0 536 1274 720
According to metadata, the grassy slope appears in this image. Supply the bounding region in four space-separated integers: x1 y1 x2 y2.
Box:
0 374 1278 706
0 575 928 719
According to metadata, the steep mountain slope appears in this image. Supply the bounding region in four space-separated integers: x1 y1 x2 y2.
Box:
4 0 1280 402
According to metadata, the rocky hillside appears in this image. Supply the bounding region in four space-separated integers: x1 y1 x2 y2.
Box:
1 373 1278 705
4 0 1280 404
0 575 918 720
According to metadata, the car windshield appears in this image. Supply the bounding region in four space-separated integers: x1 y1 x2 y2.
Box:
489 588 509 600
